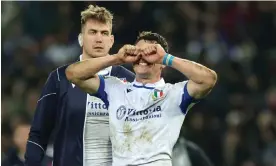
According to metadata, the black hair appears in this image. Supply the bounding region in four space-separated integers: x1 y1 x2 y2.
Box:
135 31 169 53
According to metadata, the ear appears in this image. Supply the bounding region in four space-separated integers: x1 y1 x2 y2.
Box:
109 35 114 48
78 33 83 47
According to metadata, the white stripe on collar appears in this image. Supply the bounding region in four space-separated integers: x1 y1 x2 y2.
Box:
132 78 165 89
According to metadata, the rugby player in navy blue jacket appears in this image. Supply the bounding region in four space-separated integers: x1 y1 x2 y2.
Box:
25 5 134 166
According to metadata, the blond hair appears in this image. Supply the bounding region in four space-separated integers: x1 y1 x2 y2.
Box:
81 5 113 30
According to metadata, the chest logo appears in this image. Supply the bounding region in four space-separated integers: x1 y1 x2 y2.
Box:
152 89 164 101
116 105 127 120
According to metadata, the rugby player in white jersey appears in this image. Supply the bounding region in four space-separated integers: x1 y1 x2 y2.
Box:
66 31 217 166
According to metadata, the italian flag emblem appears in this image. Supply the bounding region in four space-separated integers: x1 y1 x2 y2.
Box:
152 89 164 100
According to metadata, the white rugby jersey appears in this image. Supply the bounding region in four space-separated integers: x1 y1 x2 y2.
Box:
80 53 113 166
96 76 198 166
84 67 112 166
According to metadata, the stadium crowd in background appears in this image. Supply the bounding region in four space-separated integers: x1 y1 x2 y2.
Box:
2 1 276 166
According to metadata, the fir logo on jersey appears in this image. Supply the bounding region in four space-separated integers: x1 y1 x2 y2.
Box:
116 105 127 120
152 89 164 100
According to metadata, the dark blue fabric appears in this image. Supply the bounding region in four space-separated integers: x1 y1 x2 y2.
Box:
25 69 59 165
94 75 109 109
133 84 155 89
2 148 24 166
179 82 199 114
185 140 214 166
25 64 135 166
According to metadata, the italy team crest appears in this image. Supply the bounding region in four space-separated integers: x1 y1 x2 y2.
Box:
152 89 164 100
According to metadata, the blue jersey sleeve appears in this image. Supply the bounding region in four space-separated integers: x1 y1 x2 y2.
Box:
179 82 200 114
94 75 109 109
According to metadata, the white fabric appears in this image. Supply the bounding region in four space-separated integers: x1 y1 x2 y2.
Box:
83 54 113 165
84 94 112 166
102 77 195 166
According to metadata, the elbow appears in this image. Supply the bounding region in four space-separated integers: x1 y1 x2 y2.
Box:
192 70 217 99
65 66 78 84
205 70 218 90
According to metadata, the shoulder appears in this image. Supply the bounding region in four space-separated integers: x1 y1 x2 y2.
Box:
162 80 188 91
161 81 190 100
172 80 189 89
47 63 73 82
55 64 70 81
111 65 135 82
44 64 71 88
103 75 129 85
116 65 132 73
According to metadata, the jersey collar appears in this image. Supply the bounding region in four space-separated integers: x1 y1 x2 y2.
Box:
132 78 165 89
79 55 111 76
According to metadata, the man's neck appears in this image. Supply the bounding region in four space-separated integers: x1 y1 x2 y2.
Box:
135 76 161 85
81 53 91 60
81 52 109 60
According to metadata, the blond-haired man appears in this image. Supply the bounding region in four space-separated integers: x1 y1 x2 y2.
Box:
25 5 134 166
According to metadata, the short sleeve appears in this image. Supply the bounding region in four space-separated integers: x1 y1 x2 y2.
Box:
171 81 200 115
94 76 125 109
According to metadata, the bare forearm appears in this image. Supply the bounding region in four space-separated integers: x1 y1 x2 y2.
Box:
169 56 217 99
171 57 217 85
66 55 121 82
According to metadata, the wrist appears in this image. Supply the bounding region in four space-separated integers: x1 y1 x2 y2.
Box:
162 53 175 66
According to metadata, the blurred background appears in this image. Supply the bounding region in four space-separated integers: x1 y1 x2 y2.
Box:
1 1 276 166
